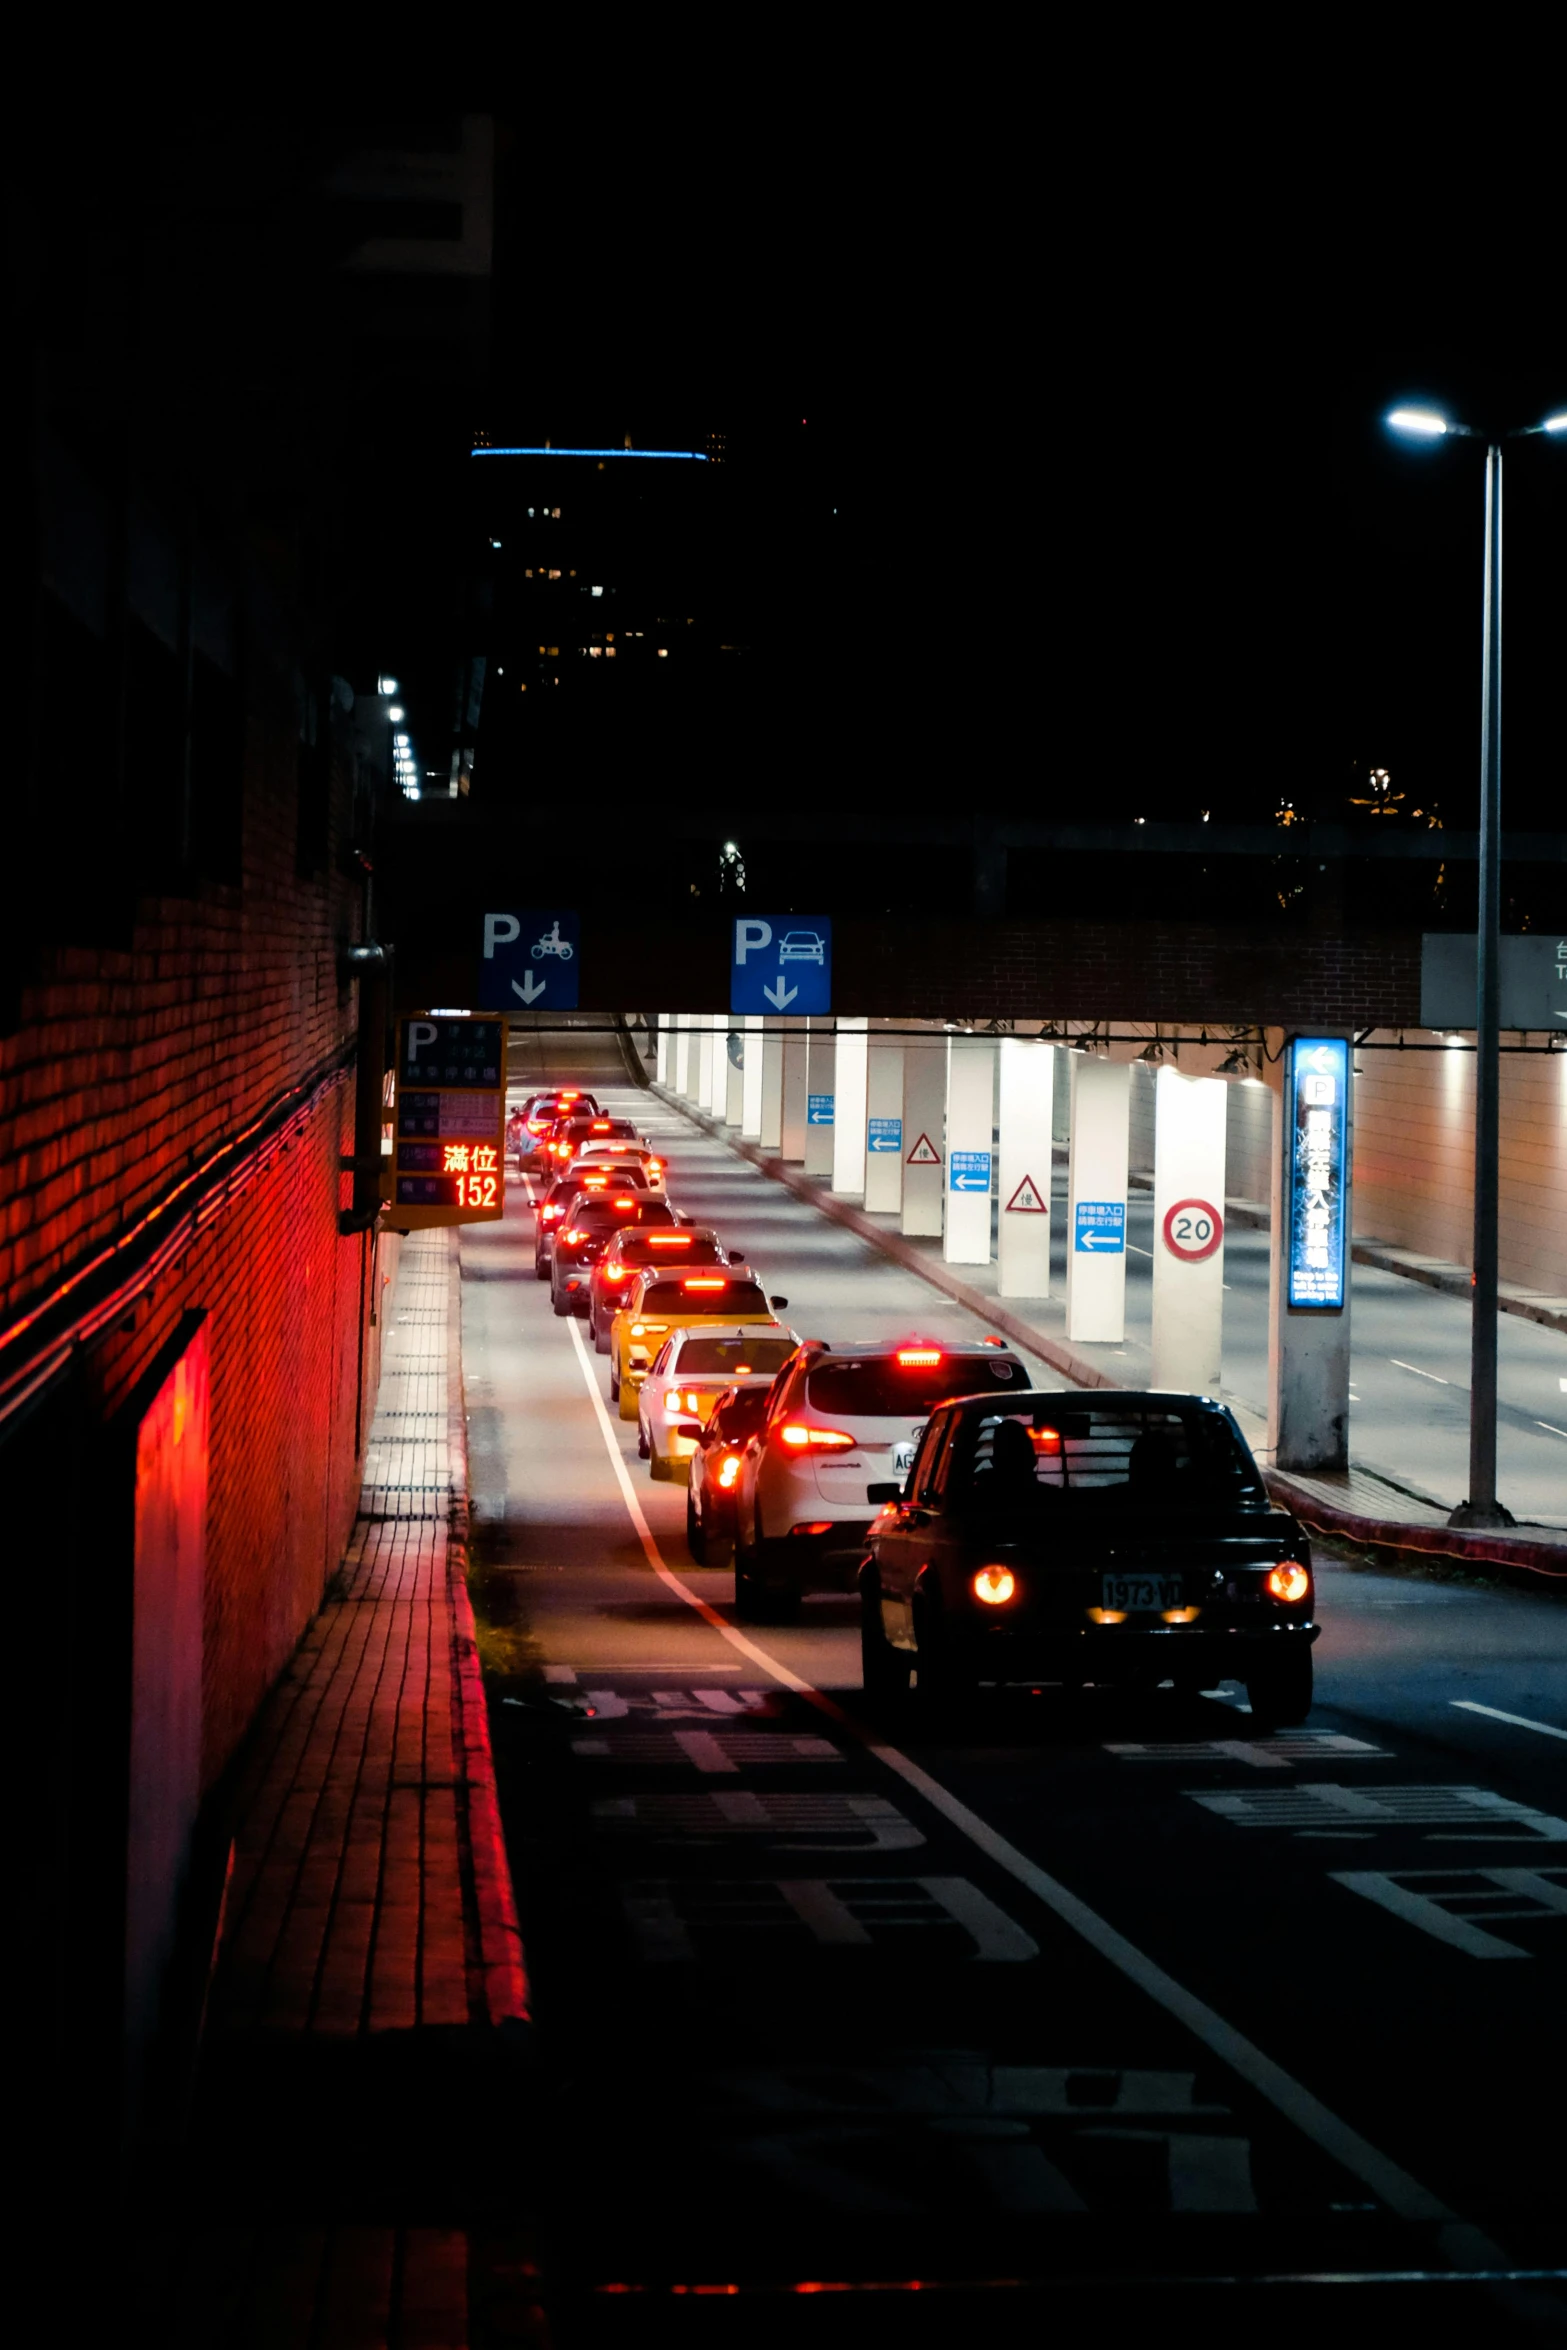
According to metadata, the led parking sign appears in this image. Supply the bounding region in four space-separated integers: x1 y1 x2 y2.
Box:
1286 1037 1349 1310
390 1015 507 1228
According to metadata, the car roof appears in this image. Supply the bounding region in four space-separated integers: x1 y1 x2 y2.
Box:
804 1338 1022 1361
938 1387 1232 1416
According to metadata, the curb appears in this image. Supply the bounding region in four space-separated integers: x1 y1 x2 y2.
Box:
650 1086 1567 1582
445 1229 533 2030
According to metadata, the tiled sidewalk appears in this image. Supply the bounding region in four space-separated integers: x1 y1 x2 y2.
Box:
134 1230 538 2349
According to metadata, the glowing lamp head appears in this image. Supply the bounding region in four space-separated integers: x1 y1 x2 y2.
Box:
1386 406 1449 439
1542 412 1567 436
1267 1561 1311 1603
973 1566 1017 1606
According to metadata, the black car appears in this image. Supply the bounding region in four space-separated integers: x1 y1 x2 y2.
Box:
587 1225 729 1352
549 1194 679 1316
685 1383 770 1565
859 1389 1317 1725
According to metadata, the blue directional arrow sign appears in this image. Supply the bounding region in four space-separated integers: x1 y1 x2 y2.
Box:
1074 1200 1126 1253
868 1117 902 1154
730 915 832 1017
950 1150 991 1193
807 1093 835 1126
478 909 580 1011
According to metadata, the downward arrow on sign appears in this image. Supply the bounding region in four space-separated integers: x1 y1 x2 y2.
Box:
762 977 798 1010
512 973 546 1004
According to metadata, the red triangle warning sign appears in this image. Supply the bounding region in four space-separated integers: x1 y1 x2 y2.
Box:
1005 1174 1048 1214
905 1131 941 1166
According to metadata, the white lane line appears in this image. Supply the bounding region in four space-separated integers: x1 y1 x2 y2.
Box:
1389 1358 1450 1385
1453 1701 1567 1743
559 1310 1461 2230
1536 1421 1567 1439
1127 1243 1153 1257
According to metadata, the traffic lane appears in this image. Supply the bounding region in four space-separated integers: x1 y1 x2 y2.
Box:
461 1236 1520 2306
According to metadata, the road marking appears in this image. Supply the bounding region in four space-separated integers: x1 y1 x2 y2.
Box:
1187 1784 1567 1839
1332 1868 1567 1959
1452 1701 1567 1743
571 1731 842 1769
1127 1243 1153 1257
592 1791 927 1851
1106 1733 1386 1770
619 1875 1038 1961
1535 1420 1567 1439
1389 1358 1449 1385
560 1309 1466 2229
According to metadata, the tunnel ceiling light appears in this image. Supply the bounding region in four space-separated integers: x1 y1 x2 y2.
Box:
1542 412 1567 435
377 674 399 694
470 446 708 461
387 705 405 721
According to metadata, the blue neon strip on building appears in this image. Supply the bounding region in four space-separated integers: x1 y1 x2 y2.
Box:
471 447 708 460
1287 1037 1349 1309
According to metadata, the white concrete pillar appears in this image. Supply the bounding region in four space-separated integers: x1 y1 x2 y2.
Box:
831 1017 868 1195
741 1015 764 1138
804 1021 835 1178
781 1019 809 1160
672 1015 693 1099
694 1022 714 1114
704 1012 727 1115
1268 1034 1354 1469
1066 1056 1129 1343
656 1016 671 1087
901 1030 946 1237
997 1037 1055 1298
943 1034 995 1265
724 1026 744 1125
759 1021 785 1151
864 1035 905 1214
1151 1068 1228 1393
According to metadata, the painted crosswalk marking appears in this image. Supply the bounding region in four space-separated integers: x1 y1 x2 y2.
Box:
1332 1866 1567 1958
571 1731 842 1771
593 1791 924 1850
1187 1784 1567 1839
621 1876 1038 1961
584 1688 779 1720
1107 1732 1386 1770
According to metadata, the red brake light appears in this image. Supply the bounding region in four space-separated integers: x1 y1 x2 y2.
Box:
527 1119 546 1132
613 1196 635 1208
603 1265 630 1283
1030 1427 1063 1456
896 1347 943 1367
1267 1562 1311 1603
648 1234 691 1247
561 1091 579 1100
717 1455 742 1489
562 1228 586 1245
684 1277 726 1291
778 1424 855 1450
541 1205 564 1221
592 1120 611 1130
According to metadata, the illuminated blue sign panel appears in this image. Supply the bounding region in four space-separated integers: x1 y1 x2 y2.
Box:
730 916 833 1016
478 909 580 1011
1287 1037 1349 1309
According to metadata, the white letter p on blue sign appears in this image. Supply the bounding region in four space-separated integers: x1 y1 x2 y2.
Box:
734 918 773 965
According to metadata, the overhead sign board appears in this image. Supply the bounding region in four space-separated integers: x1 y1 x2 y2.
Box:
868 1117 903 1155
1073 1199 1124 1252
949 1150 991 1194
478 909 580 1011
390 1014 506 1228
1419 934 1567 1032
1286 1036 1349 1309
730 915 833 1016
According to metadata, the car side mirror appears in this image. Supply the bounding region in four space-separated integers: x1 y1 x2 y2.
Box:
769 1295 788 1310
866 1482 902 1505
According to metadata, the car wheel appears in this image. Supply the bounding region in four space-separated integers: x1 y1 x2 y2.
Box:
534 1255 549 1281
637 1418 650 1460
1245 1650 1313 1729
913 1598 972 1711
686 1489 707 1564
551 1289 570 1317
594 1322 610 1355
609 1355 621 1401
860 1576 912 1702
618 1383 640 1423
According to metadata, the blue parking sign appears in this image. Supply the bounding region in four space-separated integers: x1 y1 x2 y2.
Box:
950 1151 991 1194
478 909 580 1011
730 915 833 1016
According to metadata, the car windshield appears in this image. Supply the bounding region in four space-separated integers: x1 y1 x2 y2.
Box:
807 1354 1024 1417
713 1389 768 1438
640 1278 771 1316
617 1232 722 1264
958 1404 1265 1513
676 1337 795 1376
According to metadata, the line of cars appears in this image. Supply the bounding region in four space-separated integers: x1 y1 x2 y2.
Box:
521 1088 1319 1726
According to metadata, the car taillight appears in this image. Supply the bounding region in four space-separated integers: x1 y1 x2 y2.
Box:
777 1424 855 1451
647 1235 691 1247
613 1196 635 1207
562 1228 585 1245
527 1120 545 1133
717 1454 742 1489
681 1390 705 1414
973 1566 1017 1606
542 1205 564 1221
1030 1427 1063 1456
603 1266 630 1283
896 1347 943 1367
648 1160 663 1174
1267 1562 1311 1603
684 1278 726 1291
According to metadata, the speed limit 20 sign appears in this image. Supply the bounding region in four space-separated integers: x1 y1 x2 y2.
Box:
1162 1198 1223 1262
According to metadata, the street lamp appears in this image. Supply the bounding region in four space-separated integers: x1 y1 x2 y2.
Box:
1386 401 1564 1528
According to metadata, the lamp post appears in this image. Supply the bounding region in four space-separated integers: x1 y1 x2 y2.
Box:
1386 404 1566 1528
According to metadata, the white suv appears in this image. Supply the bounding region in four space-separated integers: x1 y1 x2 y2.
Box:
731 1336 1028 1619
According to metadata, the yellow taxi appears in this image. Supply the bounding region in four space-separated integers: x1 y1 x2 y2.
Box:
610 1267 789 1420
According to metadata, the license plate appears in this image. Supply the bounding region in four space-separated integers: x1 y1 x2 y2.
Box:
1101 1573 1184 1612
